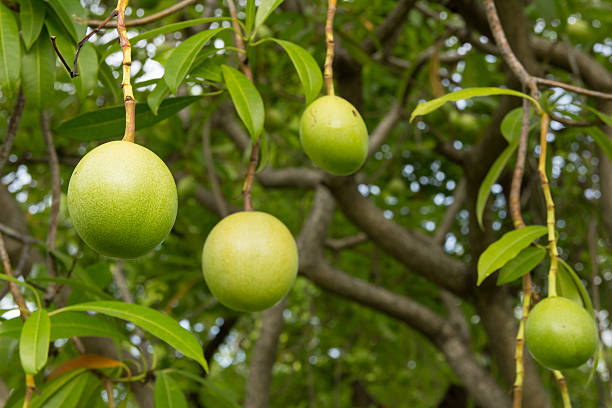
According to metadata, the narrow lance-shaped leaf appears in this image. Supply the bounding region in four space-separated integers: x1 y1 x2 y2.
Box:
410 87 541 122
500 107 525 143
254 0 284 35
222 64 265 142
164 27 228 93
44 0 79 41
476 140 517 230
22 27 56 110
556 262 583 305
19 309 51 375
270 39 322 104
477 225 548 285
245 0 256 36
588 126 612 165
147 78 170 116
0 3 21 96
20 0 46 50
53 301 207 371
39 371 91 408
55 96 202 141
496 246 546 285
154 371 189 408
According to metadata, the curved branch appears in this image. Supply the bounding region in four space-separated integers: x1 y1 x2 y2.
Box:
82 0 196 27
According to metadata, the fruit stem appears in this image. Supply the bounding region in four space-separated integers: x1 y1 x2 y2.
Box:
323 0 337 96
553 370 573 408
536 113 559 298
116 0 136 143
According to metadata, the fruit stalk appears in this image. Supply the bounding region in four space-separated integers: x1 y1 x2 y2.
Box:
116 0 136 143
553 370 572 408
323 0 337 96
536 113 559 298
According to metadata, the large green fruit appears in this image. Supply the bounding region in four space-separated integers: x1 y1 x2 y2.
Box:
67 141 178 258
525 296 598 370
299 95 368 176
202 211 298 312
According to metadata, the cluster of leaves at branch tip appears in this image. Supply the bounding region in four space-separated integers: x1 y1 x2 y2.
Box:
300 95 369 176
202 211 299 312
525 296 598 371
67 141 178 259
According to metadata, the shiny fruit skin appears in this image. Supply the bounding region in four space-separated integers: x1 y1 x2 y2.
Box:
202 211 298 312
67 141 178 259
299 95 368 176
525 296 598 370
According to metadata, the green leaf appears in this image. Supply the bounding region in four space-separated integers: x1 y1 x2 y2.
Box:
256 132 269 173
163 27 227 93
586 106 612 128
254 0 284 34
588 127 612 165
20 0 46 50
557 261 583 305
102 17 232 57
44 0 79 42
477 226 548 285
190 59 223 83
74 43 98 100
53 301 207 371
147 78 170 116
98 60 121 103
500 107 525 143
476 140 517 229
1 312 127 341
169 369 241 408
245 0 256 36
19 309 50 374
7 368 87 408
30 277 113 300
22 27 56 110
410 87 540 122
270 39 322 104
0 3 21 96
556 258 594 316
497 246 546 285
41 371 91 408
55 96 201 141
154 371 189 408
222 64 265 142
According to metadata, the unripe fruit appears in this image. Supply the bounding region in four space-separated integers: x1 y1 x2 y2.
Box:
299 95 368 176
202 211 298 312
67 141 178 258
525 296 598 370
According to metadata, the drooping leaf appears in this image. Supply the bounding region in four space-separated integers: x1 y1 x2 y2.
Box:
74 43 98 100
557 261 583 305
476 140 517 229
556 258 594 316
190 59 223 83
588 126 612 164
154 371 189 408
53 301 207 371
21 27 56 110
477 226 548 285
584 105 612 128
254 0 284 34
6 368 87 408
163 27 227 93
497 246 547 285
410 87 540 122
147 78 170 116
0 3 21 96
48 354 130 381
30 277 113 300
55 96 201 141
98 61 121 103
39 371 92 408
170 369 241 408
19 309 50 375
0 273 42 308
44 0 79 42
20 0 46 50
222 64 265 142
500 107 525 143
245 0 256 36
270 39 322 104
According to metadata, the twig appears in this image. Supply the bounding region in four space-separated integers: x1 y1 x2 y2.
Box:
40 112 60 280
243 140 260 211
535 77 612 100
483 0 538 99
0 223 42 246
81 0 196 28
202 120 228 217
116 0 136 142
553 370 572 408
323 0 337 96
548 111 596 128
0 233 29 320
51 10 118 79
433 178 467 245
0 87 25 175
325 233 368 251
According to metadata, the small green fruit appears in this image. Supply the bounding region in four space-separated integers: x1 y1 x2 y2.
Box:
299 95 368 176
525 296 598 370
202 211 298 312
67 141 178 258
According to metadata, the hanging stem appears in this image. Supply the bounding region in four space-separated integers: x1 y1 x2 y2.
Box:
553 370 572 408
116 0 136 143
323 0 337 96
537 113 559 297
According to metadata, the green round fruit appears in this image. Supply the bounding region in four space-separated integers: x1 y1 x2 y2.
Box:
525 296 598 370
67 141 178 258
299 95 368 176
202 211 298 312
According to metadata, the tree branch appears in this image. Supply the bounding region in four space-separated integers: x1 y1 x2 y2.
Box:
0 87 25 175
82 0 196 27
